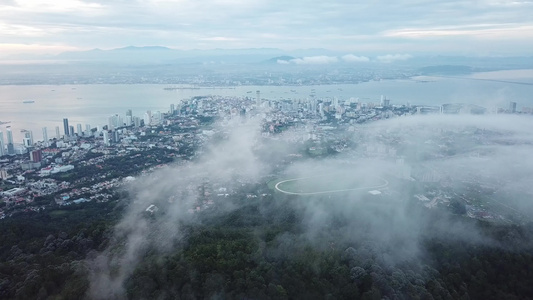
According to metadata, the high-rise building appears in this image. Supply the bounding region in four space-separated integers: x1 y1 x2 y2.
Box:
55 126 61 140
30 149 42 162
42 127 48 147
85 124 92 136
6 129 15 155
256 90 261 106
102 130 110 146
125 115 132 126
108 115 115 130
133 116 141 127
108 114 123 130
23 136 32 148
24 131 34 146
152 111 162 125
63 118 69 137
77 124 83 136
0 131 5 157
112 130 120 143
69 126 75 137
144 111 152 126
126 109 132 117
170 104 175 115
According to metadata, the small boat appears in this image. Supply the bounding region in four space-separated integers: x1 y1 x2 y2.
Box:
22 100 35 103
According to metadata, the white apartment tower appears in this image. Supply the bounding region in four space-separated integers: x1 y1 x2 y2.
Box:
144 111 152 126
6 129 15 155
103 130 110 146
23 131 34 147
0 131 5 157
42 127 48 147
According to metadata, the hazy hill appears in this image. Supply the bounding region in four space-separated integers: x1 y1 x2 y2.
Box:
55 46 288 64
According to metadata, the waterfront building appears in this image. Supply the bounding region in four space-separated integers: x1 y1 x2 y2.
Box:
85 124 92 136
133 116 141 127
23 131 34 147
144 111 152 126
63 118 69 137
55 126 61 140
6 129 15 155
108 114 123 130
153 111 162 125
103 130 110 146
23 137 32 147
42 127 48 146
0 131 5 157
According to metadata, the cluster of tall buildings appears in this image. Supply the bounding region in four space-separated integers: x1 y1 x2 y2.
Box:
1 103 180 158
0 129 15 156
0 128 44 161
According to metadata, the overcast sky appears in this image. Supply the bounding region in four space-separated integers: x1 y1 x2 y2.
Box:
1 0 533 57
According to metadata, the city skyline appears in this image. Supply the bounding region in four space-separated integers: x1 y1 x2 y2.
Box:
1 1 533 59
0 97 526 155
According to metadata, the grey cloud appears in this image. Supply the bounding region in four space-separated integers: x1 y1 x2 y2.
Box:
1 0 532 53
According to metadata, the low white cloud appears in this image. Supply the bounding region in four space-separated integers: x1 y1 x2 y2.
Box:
376 53 412 63
341 54 370 62
289 55 338 65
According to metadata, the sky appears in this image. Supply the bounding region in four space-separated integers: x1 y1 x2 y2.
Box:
1 0 533 58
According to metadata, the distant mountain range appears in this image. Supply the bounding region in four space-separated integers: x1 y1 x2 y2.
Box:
3 46 533 71
50 46 339 64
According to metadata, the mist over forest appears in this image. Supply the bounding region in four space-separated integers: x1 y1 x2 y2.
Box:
77 113 533 299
